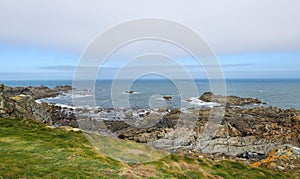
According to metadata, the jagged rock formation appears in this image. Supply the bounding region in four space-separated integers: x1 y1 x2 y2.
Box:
0 84 77 127
96 101 300 160
3 85 72 99
0 84 52 123
251 145 300 173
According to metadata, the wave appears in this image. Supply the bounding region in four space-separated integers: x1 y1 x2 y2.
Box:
122 91 141 95
72 94 93 98
184 97 222 107
156 97 174 101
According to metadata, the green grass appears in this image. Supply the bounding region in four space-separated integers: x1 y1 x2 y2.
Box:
0 118 298 178
0 118 121 178
85 133 169 164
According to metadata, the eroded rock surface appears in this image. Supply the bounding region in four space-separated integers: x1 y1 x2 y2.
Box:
3 84 72 99
0 84 77 127
95 105 300 160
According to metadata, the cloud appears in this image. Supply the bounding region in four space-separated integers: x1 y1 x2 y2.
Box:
40 62 251 70
0 0 300 54
0 72 73 80
40 65 76 71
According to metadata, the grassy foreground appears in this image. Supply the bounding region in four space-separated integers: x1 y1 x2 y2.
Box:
0 118 297 178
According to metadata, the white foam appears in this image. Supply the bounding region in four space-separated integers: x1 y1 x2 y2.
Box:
156 97 173 101
72 94 93 98
122 91 141 95
35 99 42 104
184 97 222 107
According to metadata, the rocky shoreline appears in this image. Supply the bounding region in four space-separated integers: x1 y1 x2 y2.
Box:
0 84 77 127
0 83 299 173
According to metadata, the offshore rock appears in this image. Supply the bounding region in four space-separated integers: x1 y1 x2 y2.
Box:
199 92 262 106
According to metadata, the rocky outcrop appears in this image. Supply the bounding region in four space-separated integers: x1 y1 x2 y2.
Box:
0 84 52 123
251 145 300 173
3 85 72 99
163 96 172 100
199 92 263 106
94 103 300 160
0 84 77 127
125 91 134 94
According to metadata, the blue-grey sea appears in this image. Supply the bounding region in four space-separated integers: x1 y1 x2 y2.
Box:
1 79 300 110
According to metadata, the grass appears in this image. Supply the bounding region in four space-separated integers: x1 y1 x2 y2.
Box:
85 133 169 163
0 118 298 178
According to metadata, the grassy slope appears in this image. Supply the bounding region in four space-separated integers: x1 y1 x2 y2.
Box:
0 118 298 179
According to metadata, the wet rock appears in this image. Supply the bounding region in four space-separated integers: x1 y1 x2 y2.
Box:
163 96 172 100
199 92 262 106
125 91 134 94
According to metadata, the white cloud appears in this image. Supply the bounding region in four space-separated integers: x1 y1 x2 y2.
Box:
0 0 300 55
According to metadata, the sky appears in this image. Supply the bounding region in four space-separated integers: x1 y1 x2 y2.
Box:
0 0 300 80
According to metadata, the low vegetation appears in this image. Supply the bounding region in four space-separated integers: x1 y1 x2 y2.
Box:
0 118 297 178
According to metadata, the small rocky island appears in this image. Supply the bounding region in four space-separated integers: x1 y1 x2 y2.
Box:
0 84 299 173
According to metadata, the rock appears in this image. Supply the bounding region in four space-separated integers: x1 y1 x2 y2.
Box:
0 84 4 93
0 93 52 124
199 92 262 106
135 113 161 128
125 111 133 118
158 106 168 113
103 104 300 160
277 166 285 171
170 108 181 114
0 84 77 127
214 123 242 138
291 146 300 155
156 113 179 128
54 85 73 92
238 151 265 160
2 84 73 99
199 92 214 102
293 116 300 122
251 145 300 173
163 96 172 100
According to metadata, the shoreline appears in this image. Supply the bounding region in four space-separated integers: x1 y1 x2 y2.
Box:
1 83 300 173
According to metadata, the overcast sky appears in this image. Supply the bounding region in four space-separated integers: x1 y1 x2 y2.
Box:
0 0 300 80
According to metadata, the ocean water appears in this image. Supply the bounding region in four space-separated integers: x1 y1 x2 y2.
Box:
1 79 300 109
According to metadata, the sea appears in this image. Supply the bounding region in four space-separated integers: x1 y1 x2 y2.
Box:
1 79 300 110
